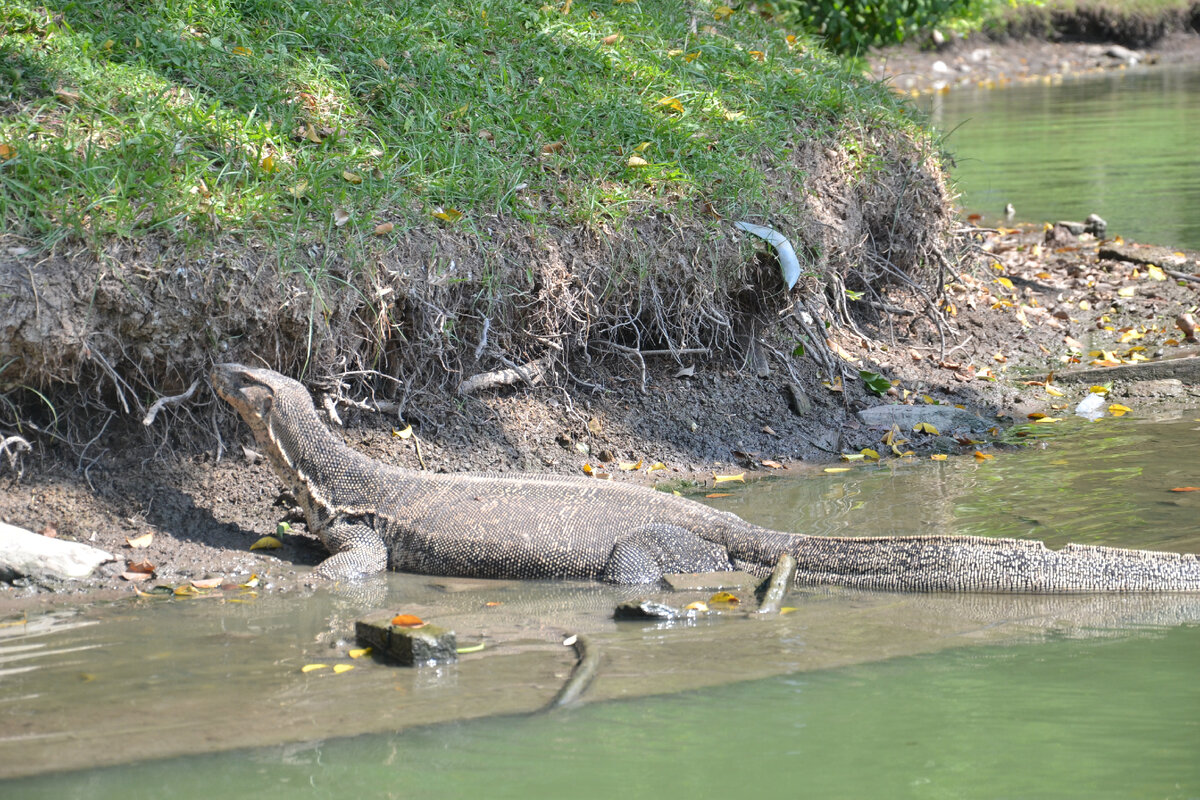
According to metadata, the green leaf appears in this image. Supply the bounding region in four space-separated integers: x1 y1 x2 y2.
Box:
858 370 891 396
845 289 864 301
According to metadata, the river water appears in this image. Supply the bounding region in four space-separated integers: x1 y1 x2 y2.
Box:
923 62 1200 249
4 412 1199 797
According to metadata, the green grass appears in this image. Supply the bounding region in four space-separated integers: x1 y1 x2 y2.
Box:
0 0 920 253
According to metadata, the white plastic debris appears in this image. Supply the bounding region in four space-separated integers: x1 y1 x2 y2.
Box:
1074 393 1106 420
734 221 801 290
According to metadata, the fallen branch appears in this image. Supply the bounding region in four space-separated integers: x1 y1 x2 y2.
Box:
546 634 600 710
1164 267 1200 285
142 379 200 426
458 355 551 395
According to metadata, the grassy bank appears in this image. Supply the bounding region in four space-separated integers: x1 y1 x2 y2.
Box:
982 0 1200 44
0 0 952 435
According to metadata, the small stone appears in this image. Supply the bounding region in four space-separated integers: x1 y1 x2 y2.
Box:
354 619 457 666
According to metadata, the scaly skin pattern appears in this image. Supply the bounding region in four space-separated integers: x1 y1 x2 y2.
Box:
212 364 1200 592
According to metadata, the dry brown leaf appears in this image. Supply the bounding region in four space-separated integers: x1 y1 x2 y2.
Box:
373 222 394 236
126 532 154 548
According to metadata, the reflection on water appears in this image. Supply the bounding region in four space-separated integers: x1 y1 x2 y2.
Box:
2 412 1199 795
922 63 1200 249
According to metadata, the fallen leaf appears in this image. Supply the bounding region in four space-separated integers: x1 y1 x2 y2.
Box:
373 222 394 236
232 46 252 56
372 57 389 69
120 571 152 582
648 462 667 471
173 585 199 597
432 208 463 222
760 459 784 469
393 425 413 439
391 614 425 627
301 664 328 673
1107 403 1131 417
1045 386 1065 397
708 591 740 604
127 559 155 574
541 140 565 154
1117 286 1136 297
684 601 709 612
485 601 503 607
860 448 880 461
749 50 765 61
705 492 732 498
126 532 154 548
191 577 223 589
302 122 322 143
288 181 309 198
259 154 276 172
241 574 260 588
656 96 684 114
342 170 362 184
1033 417 1061 424
973 451 994 461
912 422 940 435
627 154 649 167
713 472 745 484
249 535 282 550
712 5 733 20
333 664 354 674
823 467 851 473
582 463 595 475
0 143 14 160
930 454 948 461
1169 487 1200 492
333 208 350 227
618 460 642 471
995 277 1014 289
601 33 620 45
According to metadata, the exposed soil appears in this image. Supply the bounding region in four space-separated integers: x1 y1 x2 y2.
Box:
3 220 1198 608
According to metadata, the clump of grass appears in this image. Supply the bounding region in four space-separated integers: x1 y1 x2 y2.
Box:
0 0 920 248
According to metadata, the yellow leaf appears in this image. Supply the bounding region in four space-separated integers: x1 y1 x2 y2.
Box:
126 532 154 548
432 208 463 222
860 448 880 460
259 154 277 173
667 48 684 56
582 463 594 475
232 46 252 56
709 591 740 604
302 122 323 143
1089 385 1109 395
173 585 198 597
250 535 282 550
713 5 734 20
684 601 709 611
749 50 765 62
627 155 649 167
713 472 745 484
840 453 865 462
912 422 940 435
823 467 851 473
374 222 394 236
241 574 260 588
448 104 469 118
333 664 354 674
1033 417 1061 424
930 454 948 461
0 143 13 160
301 664 328 673
342 170 362 184
1045 386 1064 397
392 424 413 438
633 141 652 153
288 181 309 198
456 642 486 654
1146 265 1166 281
684 51 701 62
648 462 667 471
1117 286 1136 297
973 451 994 460
348 647 372 658
618 460 642 471
656 96 684 114
1108 404 1131 417
995 277 1013 289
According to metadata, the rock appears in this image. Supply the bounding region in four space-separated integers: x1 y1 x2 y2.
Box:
1056 220 1086 236
354 619 457 666
1084 213 1107 237
0 522 115 581
783 382 812 417
856 404 989 433
1104 45 1141 64
1123 379 1184 398
1045 223 1079 247
1057 357 1200 385
931 60 950 74
613 599 686 620
663 570 757 591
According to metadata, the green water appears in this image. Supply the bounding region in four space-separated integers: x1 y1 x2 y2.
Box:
4 413 1200 797
924 63 1200 249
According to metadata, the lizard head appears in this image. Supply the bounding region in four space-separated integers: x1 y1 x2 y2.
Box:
211 363 319 463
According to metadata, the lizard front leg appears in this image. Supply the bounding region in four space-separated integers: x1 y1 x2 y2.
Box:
312 517 388 580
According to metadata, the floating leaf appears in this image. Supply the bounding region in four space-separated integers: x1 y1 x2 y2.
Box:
912 422 940 435
930 454 948 461
709 591 740 605
713 472 745 484
1169 487 1200 492
126 532 154 548
705 492 732 498
1033 417 1061 424
349 647 373 658
173 585 199 597
301 664 328 673
390 614 425 627
684 601 709 611
1108 404 1131 417
250 536 282 550
333 664 354 674
374 222 394 236
823 467 851 473
973 451 994 461
456 642 486 654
